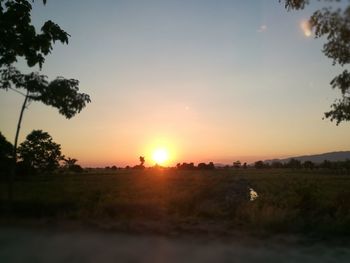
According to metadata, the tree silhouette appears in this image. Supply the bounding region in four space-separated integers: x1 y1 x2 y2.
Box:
271 161 283 169
0 132 13 178
320 159 333 169
132 156 146 169
63 157 83 173
176 162 195 170
303 160 315 170
63 157 77 168
18 130 62 174
0 0 90 202
254 160 265 169
286 158 302 169
197 162 215 170
139 156 145 167
282 0 350 124
233 160 241 168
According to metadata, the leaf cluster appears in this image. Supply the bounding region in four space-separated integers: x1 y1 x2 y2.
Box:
0 67 91 118
0 0 68 68
0 131 13 159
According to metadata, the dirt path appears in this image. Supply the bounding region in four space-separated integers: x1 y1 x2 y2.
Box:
0 227 349 263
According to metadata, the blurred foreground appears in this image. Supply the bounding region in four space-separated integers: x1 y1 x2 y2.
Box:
1 227 350 263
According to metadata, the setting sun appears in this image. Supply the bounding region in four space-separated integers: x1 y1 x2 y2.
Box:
152 148 169 165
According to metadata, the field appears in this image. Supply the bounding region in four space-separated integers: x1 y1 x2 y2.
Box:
1 168 350 238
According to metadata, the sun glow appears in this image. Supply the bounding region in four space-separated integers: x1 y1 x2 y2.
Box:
152 148 169 165
301 20 312 37
143 137 178 166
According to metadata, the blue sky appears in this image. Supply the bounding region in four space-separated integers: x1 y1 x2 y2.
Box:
1 0 349 166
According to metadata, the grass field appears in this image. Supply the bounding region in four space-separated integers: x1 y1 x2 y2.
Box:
1 168 350 238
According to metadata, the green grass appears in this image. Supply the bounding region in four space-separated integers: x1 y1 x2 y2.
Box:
1 168 350 237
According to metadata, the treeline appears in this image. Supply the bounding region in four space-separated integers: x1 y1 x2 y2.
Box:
253 159 350 170
104 159 350 171
174 159 350 171
176 162 215 170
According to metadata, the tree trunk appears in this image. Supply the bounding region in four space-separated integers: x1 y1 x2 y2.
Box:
9 90 29 208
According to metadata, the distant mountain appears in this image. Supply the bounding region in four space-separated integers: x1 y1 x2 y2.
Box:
265 151 350 164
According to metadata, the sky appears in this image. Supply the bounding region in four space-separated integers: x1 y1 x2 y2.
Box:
1 0 350 167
